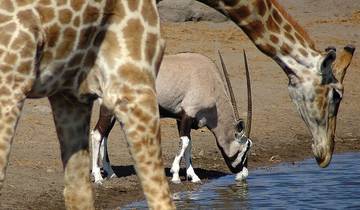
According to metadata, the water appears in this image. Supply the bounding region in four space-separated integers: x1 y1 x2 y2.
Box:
123 153 360 209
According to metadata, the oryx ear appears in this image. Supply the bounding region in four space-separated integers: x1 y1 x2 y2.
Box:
325 46 336 53
332 45 355 83
235 120 245 132
321 50 336 84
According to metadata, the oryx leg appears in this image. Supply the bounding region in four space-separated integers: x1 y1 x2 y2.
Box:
101 135 116 179
170 113 200 183
48 94 94 210
91 105 116 184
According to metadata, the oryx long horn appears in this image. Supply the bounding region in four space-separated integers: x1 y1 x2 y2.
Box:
243 49 252 138
218 50 240 121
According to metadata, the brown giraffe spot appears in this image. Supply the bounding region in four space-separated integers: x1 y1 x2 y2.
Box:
280 43 292 55
83 5 100 24
147 147 158 158
0 64 12 73
123 18 144 61
41 51 53 65
0 86 11 96
99 30 120 69
104 1 125 22
284 24 292 32
299 48 309 57
295 32 306 47
137 124 146 132
93 29 106 47
78 26 97 49
254 0 266 17
62 69 78 87
15 0 30 6
4 52 18 65
70 0 84 11
243 20 265 40
68 53 84 67
311 52 318 57
0 0 14 12
259 44 277 57
223 0 240 6
118 84 135 99
137 89 157 113
0 14 11 23
272 9 283 24
37 6 55 23
56 0 67 6
270 34 279 44
127 0 140 11
265 0 272 8
73 16 80 27
46 24 61 48
59 9 73 24
5 116 16 124
118 63 152 86
17 60 32 74
228 6 251 20
38 0 51 5
55 27 77 59
151 175 163 184
132 139 143 153
0 33 12 47
284 32 296 44
266 15 280 33
141 1 158 26
315 87 325 94
132 106 152 124
83 50 97 68
145 32 158 64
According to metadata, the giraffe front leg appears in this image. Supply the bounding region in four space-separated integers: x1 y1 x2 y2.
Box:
0 96 25 190
48 94 94 210
103 84 174 210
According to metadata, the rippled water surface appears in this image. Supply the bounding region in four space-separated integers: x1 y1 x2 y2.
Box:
123 153 360 209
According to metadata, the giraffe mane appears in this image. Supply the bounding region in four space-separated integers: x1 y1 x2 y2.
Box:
270 0 316 50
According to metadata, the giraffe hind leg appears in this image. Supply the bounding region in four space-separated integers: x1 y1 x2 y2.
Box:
103 82 174 209
48 93 94 210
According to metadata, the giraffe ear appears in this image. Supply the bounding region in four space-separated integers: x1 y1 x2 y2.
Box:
320 50 336 84
332 45 355 83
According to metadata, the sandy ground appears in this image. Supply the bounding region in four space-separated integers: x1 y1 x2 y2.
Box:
1 1 360 209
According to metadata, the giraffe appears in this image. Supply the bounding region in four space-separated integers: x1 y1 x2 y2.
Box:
193 0 354 168
0 1 174 210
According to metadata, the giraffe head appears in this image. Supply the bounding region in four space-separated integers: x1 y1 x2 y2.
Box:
286 45 355 167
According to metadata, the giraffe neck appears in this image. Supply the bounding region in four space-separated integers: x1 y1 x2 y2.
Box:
198 0 322 75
